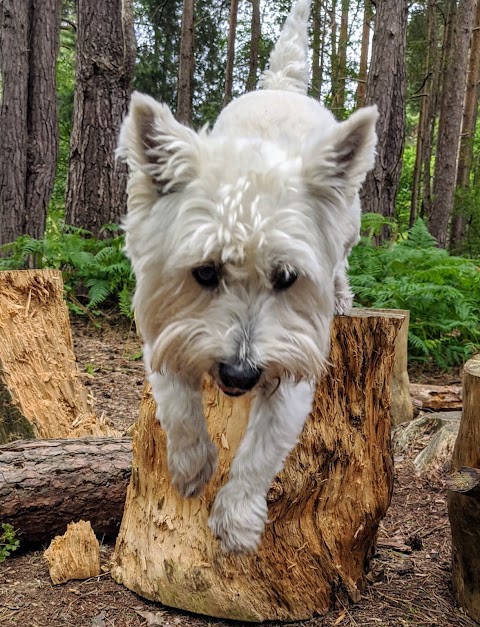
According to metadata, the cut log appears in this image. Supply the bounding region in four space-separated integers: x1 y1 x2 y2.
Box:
448 354 480 623
111 311 403 622
44 520 101 584
409 382 462 411
0 269 118 443
0 437 132 543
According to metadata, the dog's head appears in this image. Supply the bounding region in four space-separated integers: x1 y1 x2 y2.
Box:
118 92 377 395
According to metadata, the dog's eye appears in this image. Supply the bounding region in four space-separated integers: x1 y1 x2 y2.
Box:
271 267 298 291
192 264 220 288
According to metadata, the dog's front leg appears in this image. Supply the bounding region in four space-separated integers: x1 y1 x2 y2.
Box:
209 379 315 553
148 370 218 498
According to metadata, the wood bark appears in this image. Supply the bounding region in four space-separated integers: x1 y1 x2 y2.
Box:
44 520 101 584
177 0 195 124
447 354 480 623
355 0 372 109
0 437 132 544
331 0 349 115
0 269 118 443
450 0 480 251
65 0 135 234
312 0 326 100
245 0 260 92
359 0 407 241
429 0 477 247
223 0 239 107
385 309 413 426
111 311 403 622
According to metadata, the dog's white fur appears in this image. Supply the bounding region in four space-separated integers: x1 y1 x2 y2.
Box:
118 0 378 553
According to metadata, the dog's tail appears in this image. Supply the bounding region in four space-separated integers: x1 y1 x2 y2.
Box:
259 0 311 94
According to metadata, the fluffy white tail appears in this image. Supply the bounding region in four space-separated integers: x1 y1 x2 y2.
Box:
259 0 311 94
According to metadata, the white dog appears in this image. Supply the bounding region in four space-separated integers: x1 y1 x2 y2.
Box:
118 0 378 553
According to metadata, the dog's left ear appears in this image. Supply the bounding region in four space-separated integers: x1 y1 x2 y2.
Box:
117 91 202 193
303 105 378 191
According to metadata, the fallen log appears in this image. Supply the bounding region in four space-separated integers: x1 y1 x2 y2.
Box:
0 437 132 544
409 382 462 412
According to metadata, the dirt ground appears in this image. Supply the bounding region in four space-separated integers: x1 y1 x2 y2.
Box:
0 317 476 627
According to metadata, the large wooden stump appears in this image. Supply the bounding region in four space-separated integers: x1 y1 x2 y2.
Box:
447 354 480 623
112 311 403 622
0 269 117 443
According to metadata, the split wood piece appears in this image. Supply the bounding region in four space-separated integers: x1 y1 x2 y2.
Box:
0 437 132 544
0 269 119 443
448 354 480 623
409 382 462 412
112 310 403 622
447 467 480 499
44 520 101 585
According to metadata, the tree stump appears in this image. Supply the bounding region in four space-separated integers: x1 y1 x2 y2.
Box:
447 354 480 623
386 309 414 426
0 269 117 443
111 311 403 622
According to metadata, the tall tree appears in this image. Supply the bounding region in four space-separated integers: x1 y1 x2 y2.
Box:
332 0 349 114
429 0 477 247
246 0 261 92
0 0 61 247
224 0 239 106
356 0 372 108
450 0 480 251
177 0 195 124
65 0 135 234
360 0 408 240
311 0 326 100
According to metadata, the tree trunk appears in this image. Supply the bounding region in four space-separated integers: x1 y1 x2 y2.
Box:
0 0 60 247
359 0 407 241
223 0 239 107
450 0 480 252
384 309 414 427
245 0 260 92
447 354 480 623
0 437 131 544
355 0 372 109
429 0 477 247
177 0 195 124
330 0 339 108
332 0 349 115
111 311 403 622
0 269 118 443
65 0 135 235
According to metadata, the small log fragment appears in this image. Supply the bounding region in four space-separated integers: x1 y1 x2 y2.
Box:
0 269 118 443
409 382 462 411
112 311 403 622
447 354 480 623
0 437 132 543
44 520 101 584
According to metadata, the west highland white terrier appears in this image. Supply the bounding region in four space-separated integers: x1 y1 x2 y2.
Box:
118 0 378 553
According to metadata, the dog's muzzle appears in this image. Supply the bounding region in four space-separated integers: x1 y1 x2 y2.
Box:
217 361 262 397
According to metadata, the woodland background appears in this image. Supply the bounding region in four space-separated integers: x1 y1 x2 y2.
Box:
0 0 480 370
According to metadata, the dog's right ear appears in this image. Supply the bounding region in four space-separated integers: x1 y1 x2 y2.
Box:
117 92 202 193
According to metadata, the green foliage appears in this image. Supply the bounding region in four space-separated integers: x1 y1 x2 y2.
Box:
0 222 134 319
350 218 480 369
0 524 20 563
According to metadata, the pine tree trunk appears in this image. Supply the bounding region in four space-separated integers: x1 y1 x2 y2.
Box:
311 0 325 100
450 0 480 252
330 0 339 108
177 0 195 124
0 437 132 544
332 0 349 115
245 0 260 92
429 0 477 248
0 269 118 443
65 0 135 234
223 0 239 107
447 354 480 623
355 0 371 109
112 311 403 622
359 0 408 241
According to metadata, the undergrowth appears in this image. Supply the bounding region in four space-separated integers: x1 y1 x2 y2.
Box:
0 523 20 563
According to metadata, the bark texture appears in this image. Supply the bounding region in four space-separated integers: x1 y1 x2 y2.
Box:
177 0 195 124
448 354 480 623
0 269 118 443
245 0 260 92
359 0 407 238
384 310 413 427
0 437 132 544
223 0 239 106
355 0 371 108
429 0 477 247
112 311 402 622
65 0 135 234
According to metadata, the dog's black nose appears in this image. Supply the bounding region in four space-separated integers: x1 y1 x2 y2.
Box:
218 362 262 393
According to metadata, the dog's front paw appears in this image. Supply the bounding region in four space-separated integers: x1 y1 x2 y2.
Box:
168 439 218 498
334 293 353 315
208 481 268 553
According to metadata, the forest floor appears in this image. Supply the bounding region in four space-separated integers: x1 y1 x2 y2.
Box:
0 316 476 627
